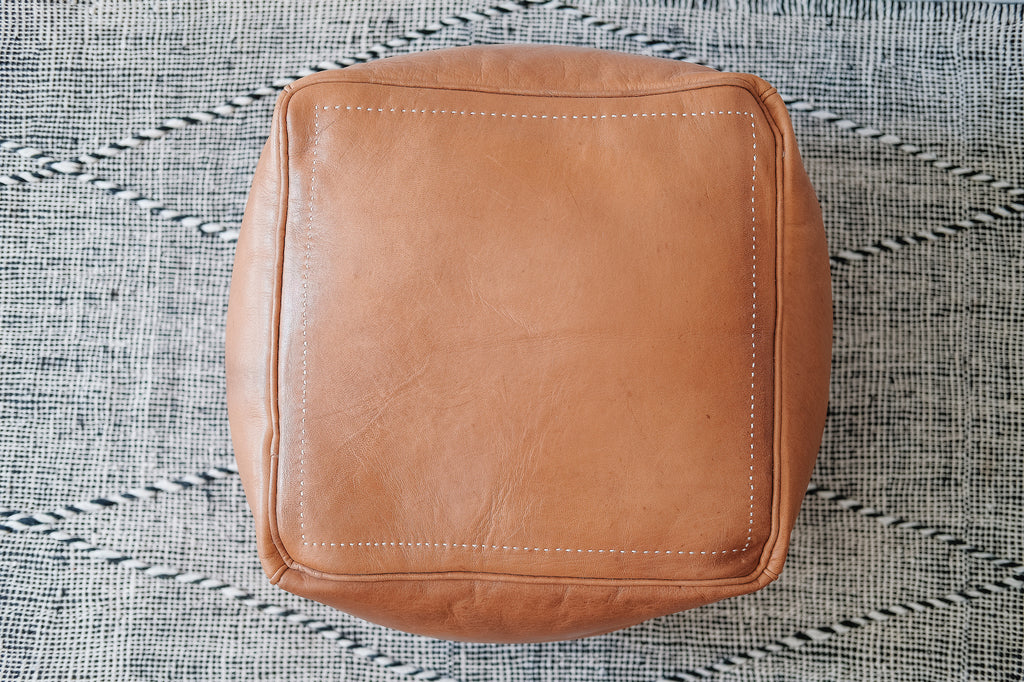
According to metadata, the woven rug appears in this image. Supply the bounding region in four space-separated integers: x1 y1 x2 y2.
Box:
1 1 1021 680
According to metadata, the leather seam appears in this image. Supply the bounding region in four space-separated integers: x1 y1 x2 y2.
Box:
283 567 772 587
294 106 762 559
285 73 757 100
264 87 295 573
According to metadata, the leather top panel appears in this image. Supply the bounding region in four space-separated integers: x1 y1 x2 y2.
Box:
271 72 779 583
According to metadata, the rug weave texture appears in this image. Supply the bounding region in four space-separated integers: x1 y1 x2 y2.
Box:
0 1 1022 680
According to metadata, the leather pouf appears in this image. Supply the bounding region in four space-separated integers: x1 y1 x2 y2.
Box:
225 44 833 643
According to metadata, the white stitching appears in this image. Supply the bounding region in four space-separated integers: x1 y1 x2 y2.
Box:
302 541 748 555
300 107 760 555
747 118 756 549
298 108 320 541
323 105 752 119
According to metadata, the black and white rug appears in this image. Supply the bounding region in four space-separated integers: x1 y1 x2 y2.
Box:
1 1 1021 679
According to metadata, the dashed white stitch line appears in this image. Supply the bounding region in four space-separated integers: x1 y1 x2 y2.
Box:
323 105 752 119
745 116 757 548
303 105 760 556
298 108 320 540
300 541 749 555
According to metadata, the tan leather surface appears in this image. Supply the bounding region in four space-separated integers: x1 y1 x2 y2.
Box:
279 567 775 643
761 89 834 570
225 133 286 579
225 44 832 642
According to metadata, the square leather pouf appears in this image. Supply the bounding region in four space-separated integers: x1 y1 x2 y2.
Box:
225 44 833 643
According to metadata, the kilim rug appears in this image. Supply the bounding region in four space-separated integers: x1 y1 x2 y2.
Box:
1 1 1021 680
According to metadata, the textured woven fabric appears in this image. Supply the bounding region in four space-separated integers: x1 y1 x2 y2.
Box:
1 1 1021 680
